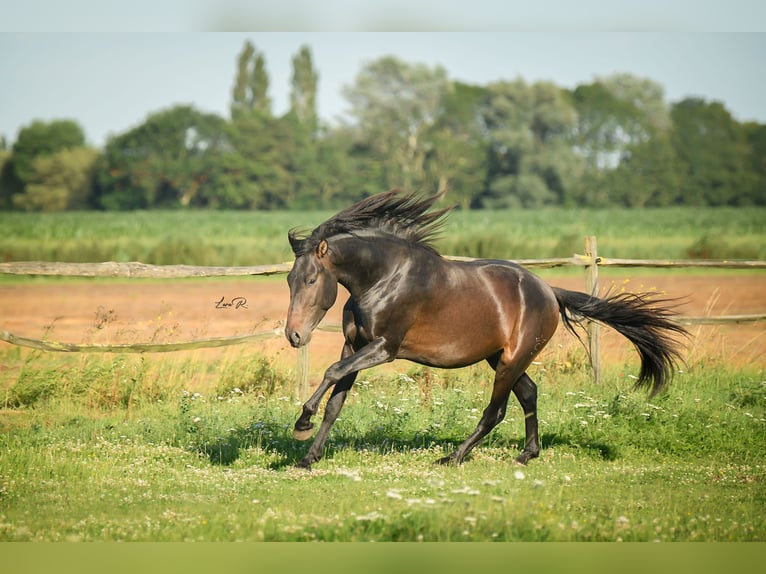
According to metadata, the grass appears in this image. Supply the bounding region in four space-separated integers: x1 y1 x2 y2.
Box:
1 206 764 542
1 347 763 542
1 206 765 266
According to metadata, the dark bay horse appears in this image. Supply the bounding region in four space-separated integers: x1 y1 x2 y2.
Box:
285 190 687 470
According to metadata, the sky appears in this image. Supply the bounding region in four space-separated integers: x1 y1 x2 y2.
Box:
2 2 765 148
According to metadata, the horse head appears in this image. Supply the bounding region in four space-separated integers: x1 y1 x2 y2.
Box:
285 237 338 348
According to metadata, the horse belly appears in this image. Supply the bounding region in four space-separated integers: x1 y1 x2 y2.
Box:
397 303 506 369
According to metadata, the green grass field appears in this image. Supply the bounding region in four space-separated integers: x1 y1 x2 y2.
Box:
1 206 765 266
1 207 764 542
0 347 764 542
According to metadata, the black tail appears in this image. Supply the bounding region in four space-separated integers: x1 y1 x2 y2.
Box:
553 287 688 396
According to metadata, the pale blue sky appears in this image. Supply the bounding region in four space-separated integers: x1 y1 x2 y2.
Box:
2 2 765 147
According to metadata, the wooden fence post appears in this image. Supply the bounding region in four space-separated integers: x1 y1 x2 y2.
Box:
296 345 310 400
584 236 601 385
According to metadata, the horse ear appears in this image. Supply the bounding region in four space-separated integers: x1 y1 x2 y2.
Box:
316 239 329 259
288 230 303 255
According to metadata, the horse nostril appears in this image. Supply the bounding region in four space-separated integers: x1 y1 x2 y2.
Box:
290 331 301 346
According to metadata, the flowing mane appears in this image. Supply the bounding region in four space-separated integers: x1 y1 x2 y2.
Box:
288 190 454 256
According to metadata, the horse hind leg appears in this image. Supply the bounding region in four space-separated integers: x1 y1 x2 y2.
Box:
512 373 539 465
436 354 529 466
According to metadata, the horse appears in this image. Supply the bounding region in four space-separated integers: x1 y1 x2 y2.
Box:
284 190 687 470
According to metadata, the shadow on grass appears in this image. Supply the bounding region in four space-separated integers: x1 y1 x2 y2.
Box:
540 433 619 461
194 419 619 468
194 420 465 469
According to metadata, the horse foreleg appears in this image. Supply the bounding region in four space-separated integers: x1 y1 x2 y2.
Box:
293 337 362 441
293 337 394 469
293 375 336 441
294 373 356 469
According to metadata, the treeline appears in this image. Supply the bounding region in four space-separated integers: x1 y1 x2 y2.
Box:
2 41 765 211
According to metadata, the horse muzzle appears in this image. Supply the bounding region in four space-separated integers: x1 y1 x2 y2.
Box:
285 324 312 348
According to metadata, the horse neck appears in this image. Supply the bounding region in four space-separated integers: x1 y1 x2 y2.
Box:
328 233 411 296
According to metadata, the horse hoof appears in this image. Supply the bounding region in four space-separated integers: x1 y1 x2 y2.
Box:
514 451 538 466
434 455 459 466
293 460 312 471
293 426 314 441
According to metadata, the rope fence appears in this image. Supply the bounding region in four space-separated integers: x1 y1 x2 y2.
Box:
0 326 286 354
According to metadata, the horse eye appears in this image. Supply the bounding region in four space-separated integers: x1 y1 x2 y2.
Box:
307 277 317 286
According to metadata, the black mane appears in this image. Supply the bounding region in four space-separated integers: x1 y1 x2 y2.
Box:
288 190 453 256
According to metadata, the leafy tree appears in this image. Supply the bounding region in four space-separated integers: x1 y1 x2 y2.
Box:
569 74 673 206
599 73 670 133
671 97 755 206
9 119 86 185
607 132 682 207
0 148 14 209
424 82 489 210
231 40 272 120
342 56 451 190
290 45 319 129
480 79 581 208
13 147 98 211
1 120 86 208
219 41 309 209
743 122 766 205
94 106 229 210
284 45 326 208
215 113 296 209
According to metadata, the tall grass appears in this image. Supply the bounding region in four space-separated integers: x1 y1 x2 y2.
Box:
1 345 763 541
437 206 766 260
2 207 764 266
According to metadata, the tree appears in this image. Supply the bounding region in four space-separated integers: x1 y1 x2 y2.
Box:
607 132 682 207
289 45 319 129
424 82 489 210
94 106 230 210
569 74 674 206
9 119 86 185
219 40 308 208
743 122 766 205
480 79 581 208
230 40 272 120
671 98 755 205
1 119 87 208
13 147 98 211
599 73 670 133
342 56 451 191
215 113 296 209
0 148 15 209
284 45 326 207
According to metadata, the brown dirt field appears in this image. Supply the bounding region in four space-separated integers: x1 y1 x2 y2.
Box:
1 273 764 385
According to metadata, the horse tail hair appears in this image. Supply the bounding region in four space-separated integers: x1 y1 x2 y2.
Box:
552 287 688 396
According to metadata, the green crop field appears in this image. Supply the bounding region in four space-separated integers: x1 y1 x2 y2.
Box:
1 206 765 267
1 207 765 543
